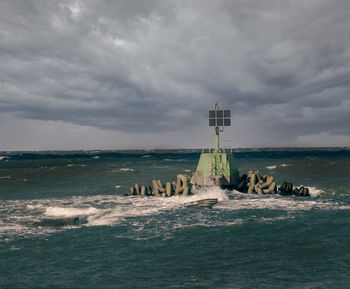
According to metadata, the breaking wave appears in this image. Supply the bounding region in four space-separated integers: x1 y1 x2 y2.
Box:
45 207 100 217
109 168 135 173
0 185 347 241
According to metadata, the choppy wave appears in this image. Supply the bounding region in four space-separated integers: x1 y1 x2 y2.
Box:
305 186 324 196
66 164 87 167
217 188 342 212
109 168 135 172
120 168 135 171
266 165 277 170
45 207 99 217
1 186 348 241
265 164 294 169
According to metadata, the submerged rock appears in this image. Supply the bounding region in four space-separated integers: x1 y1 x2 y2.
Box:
184 198 218 208
33 217 79 227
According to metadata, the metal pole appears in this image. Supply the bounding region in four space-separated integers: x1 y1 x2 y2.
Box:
215 126 220 153
214 102 220 153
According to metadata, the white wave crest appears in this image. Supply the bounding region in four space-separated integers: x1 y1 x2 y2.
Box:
266 165 277 170
217 190 346 212
0 223 26 235
111 168 135 172
307 186 324 197
27 204 45 211
86 187 228 226
186 186 229 202
45 207 99 217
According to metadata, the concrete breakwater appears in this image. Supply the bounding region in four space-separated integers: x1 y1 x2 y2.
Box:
127 170 310 198
128 174 192 197
237 170 310 196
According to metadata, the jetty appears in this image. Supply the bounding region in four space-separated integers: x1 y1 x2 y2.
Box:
127 103 310 199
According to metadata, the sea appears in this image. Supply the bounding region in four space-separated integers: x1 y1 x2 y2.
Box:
0 148 349 289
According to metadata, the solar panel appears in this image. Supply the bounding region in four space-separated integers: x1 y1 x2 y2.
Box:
209 108 231 127
224 119 231 126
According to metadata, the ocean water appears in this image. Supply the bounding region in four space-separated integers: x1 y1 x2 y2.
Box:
0 149 349 289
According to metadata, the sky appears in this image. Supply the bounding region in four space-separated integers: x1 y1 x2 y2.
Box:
1 0 350 151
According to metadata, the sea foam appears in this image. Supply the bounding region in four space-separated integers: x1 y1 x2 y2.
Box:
45 207 99 217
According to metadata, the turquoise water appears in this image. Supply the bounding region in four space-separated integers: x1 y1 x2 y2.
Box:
0 150 349 288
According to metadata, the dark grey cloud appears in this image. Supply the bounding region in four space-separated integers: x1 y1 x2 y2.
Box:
1 0 350 150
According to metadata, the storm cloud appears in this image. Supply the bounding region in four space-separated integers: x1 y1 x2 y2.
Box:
1 0 350 150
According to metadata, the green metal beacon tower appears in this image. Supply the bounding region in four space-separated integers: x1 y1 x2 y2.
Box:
191 103 240 189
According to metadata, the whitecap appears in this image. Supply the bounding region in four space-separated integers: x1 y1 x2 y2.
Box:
280 164 292 167
115 185 122 189
215 190 345 212
187 186 229 202
84 189 229 227
119 168 135 172
173 219 244 230
266 165 277 170
9 246 21 251
0 224 27 236
45 206 100 217
306 186 324 197
0 156 9 161
27 204 45 211
109 168 135 172
0 176 11 179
